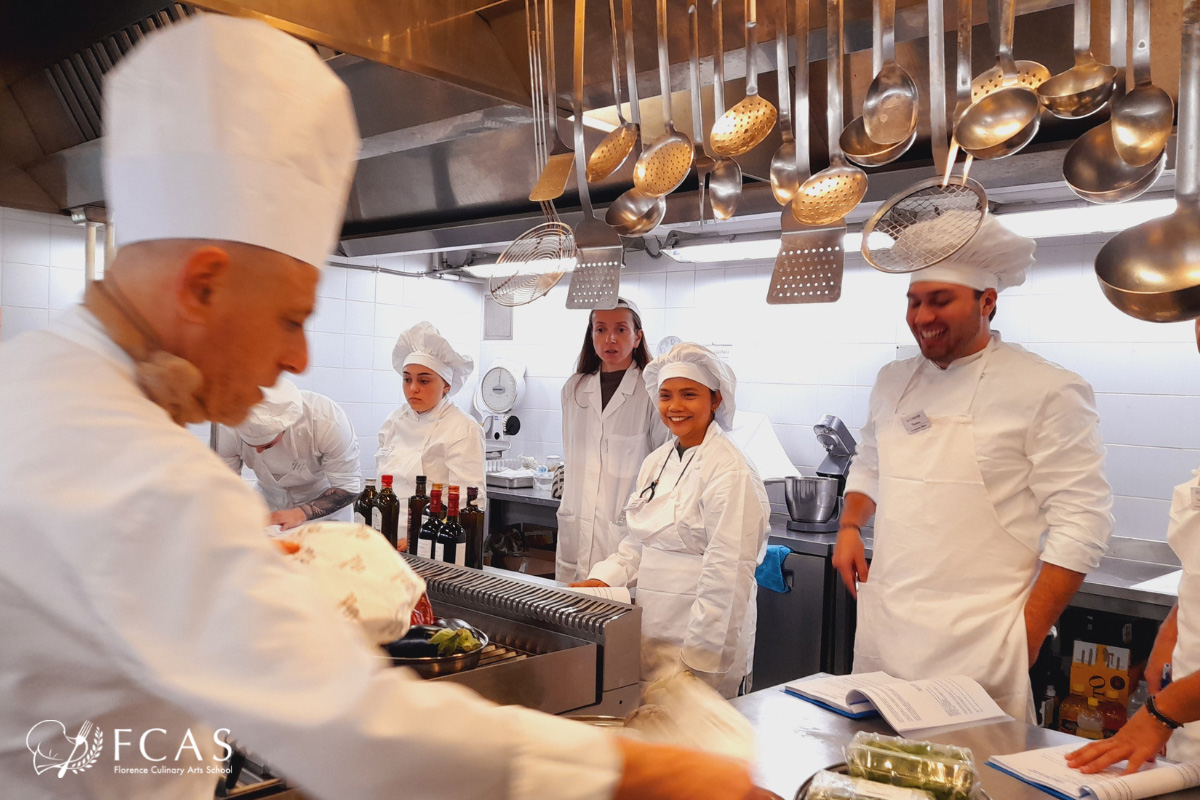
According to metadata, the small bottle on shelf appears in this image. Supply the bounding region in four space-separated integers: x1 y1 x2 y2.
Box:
418 485 444 559
406 476 429 556
353 479 377 528
460 486 486 569
1058 684 1088 734
1077 698 1104 740
435 486 467 566
373 475 401 549
1101 689 1128 738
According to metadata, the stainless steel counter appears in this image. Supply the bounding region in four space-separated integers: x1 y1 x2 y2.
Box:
733 684 1200 799
488 485 561 509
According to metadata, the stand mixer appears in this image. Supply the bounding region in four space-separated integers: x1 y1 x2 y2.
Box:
785 415 858 533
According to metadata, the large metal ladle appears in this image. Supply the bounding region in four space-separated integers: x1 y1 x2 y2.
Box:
840 0 915 168
954 0 1041 159
1095 0 1200 322
1036 0 1116 118
1110 0 1174 167
708 0 743 219
861 0 919 145
769 0 800 204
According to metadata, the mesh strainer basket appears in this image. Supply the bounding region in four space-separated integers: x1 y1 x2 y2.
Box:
489 222 575 307
860 177 987 273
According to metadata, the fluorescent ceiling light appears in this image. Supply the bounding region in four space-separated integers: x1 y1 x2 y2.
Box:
461 257 576 279
994 198 1175 238
663 231 864 263
566 113 619 133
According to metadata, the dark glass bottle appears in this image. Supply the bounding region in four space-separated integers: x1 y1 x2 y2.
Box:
418 485 444 559
374 474 401 549
460 486 485 569
436 486 467 565
406 476 429 556
354 479 377 528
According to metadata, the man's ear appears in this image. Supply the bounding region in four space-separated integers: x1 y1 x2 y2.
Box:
980 288 998 318
175 246 231 324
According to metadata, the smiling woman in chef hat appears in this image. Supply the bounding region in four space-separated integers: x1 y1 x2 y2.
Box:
376 321 485 520
573 343 771 699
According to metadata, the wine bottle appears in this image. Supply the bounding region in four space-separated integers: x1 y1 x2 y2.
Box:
418 485 444 559
406 476 429 556
374 475 401 549
354 479 377 527
460 486 485 569
436 486 467 566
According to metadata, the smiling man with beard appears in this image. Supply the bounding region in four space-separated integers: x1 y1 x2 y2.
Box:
832 215 1114 722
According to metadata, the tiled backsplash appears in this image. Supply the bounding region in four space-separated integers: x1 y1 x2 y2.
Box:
4 205 1197 542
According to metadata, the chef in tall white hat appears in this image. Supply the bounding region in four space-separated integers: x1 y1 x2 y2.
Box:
574 343 771 699
217 376 362 529
835 215 1114 721
376 321 486 512
0 14 765 800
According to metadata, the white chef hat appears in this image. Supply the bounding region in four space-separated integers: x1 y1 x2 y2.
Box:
908 213 1035 292
236 377 304 446
392 321 474 396
643 343 737 430
102 14 360 268
615 296 642 321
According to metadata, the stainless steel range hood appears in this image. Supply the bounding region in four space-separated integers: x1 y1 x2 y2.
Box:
0 0 1184 256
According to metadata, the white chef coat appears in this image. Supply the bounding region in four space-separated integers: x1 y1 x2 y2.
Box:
216 391 362 521
556 368 669 582
0 306 620 800
589 422 770 699
846 335 1112 711
1167 466 1200 762
376 398 486 505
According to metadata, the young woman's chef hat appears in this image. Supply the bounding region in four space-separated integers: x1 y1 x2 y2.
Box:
235 377 304 446
907 214 1036 292
643 342 738 430
102 15 360 269
392 322 475 396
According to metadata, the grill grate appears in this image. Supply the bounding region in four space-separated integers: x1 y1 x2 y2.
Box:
403 556 631 639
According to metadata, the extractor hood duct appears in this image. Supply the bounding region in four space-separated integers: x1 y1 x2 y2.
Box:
0 0 1184 256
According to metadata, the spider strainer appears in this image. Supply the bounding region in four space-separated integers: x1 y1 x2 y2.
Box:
861 178 986 273
490 222 575 306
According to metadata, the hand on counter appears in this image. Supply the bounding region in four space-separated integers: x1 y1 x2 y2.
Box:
832 526 869 597
1066 707 1171 775
612 738 777 800
570 579 610 588
269 507 307 531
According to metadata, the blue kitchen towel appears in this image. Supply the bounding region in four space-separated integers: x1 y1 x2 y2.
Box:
755 545 791 593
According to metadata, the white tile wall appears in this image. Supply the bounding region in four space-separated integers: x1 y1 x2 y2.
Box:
0 208 484 481
3 204 1197 544
480 237 1200 543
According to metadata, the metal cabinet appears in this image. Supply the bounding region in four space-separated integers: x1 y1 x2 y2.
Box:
752 550 828 689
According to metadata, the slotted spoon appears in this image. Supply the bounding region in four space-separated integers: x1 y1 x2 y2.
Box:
632 0 694 197
587 0 639 182
711 0 779 157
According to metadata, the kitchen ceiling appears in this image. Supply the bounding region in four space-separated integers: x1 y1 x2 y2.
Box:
0 0 1184 255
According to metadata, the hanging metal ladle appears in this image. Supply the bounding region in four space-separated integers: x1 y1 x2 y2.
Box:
711 0 778 157
1035 0 1116 118
586 0 639 182
861 0 919 145
1110 0 1174 167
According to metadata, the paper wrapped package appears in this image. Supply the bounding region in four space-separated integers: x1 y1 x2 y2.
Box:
624 671 756 763
278 522 427 644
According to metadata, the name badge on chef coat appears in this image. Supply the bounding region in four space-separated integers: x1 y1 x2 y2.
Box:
1192 485 1200 511
901 411 932 435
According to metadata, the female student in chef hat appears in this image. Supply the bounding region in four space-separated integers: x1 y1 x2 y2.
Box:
377 322 485 512
556 298 669 582
573 342 771 698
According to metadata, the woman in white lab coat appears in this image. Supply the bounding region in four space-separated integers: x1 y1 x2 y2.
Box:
1069 319 1200 776
377 322 486 509
573 343 771 699
556 298 667 582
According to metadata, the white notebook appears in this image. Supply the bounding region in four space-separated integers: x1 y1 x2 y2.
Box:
988 743 1200 800
783 672 1010 735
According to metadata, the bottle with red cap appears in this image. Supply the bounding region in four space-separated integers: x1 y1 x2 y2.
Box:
417 484 444 559
460 486 485 569
435 486 467 565
373 474 401 549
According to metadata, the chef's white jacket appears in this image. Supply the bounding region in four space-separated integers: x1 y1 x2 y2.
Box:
376 399 487 505
0 306 619 800
216 390 362 517
846 336 1112 573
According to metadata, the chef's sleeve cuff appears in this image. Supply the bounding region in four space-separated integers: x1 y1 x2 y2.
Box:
495 706 622 800
588 560 627 589
1041 530 1108 574
843 473 878 502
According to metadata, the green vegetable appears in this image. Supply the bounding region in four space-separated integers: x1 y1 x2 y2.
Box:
428 628 482 657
